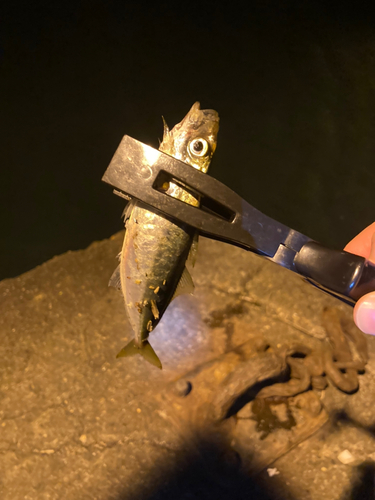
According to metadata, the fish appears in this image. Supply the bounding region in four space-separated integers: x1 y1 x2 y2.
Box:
109 102 220 368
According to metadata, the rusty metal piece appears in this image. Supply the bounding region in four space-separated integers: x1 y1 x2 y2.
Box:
252 344 322 400
322 308 353 360
323 345 358 393
322 307 368 393
211 351 286 421
230 394 328 476
301 351 325 377
257 356 311 399
159 337 329 479
205 307 368 420
311 375 328 390
254 307 368 398
156 307 367 482
290 391 323 417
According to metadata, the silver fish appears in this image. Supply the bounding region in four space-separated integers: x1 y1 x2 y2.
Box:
110 102 219 368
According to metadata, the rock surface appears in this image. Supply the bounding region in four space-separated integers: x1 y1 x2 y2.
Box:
1 231 375 500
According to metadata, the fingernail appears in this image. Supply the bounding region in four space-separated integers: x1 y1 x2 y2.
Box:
354 293 375 335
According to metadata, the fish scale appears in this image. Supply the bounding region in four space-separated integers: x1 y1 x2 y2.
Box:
121 203 194 338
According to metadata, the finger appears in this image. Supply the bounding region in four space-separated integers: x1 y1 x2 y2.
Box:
354 292 375 335
344 222 375 259
369 232 375 263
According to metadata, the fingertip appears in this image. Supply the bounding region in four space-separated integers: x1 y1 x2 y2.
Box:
354 292 375 335
344 222 375 259
370 231 375 263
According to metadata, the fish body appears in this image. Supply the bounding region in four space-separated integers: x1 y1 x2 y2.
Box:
111 102 219 368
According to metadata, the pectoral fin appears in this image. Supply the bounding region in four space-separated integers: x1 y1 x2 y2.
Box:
116 339 162 369
172 266 195 301
108 264 121 290
122 199 135 224
187 232 199 268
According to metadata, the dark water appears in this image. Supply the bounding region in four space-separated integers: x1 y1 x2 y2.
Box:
1 1 375 280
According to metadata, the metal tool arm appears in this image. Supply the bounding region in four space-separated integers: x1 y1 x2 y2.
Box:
102 135 375 305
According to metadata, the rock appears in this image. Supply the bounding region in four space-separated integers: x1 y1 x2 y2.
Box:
338 449 355 465
267 468 280 477
1 232 374 500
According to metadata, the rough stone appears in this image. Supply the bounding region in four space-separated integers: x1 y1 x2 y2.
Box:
1 231 374 500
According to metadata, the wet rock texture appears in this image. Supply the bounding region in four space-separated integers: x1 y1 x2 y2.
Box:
1 231 375 500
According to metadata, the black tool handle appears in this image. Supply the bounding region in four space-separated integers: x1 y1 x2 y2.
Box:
294 241 375 303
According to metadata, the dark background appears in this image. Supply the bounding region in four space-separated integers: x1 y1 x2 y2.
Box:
1 1 375 280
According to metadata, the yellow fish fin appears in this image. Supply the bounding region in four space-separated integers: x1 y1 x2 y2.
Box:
172 266 195 301
116 339 162 369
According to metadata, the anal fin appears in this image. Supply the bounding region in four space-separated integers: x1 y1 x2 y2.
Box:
172 266 195 301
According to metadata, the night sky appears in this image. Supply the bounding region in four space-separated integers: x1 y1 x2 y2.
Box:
1 1 375 280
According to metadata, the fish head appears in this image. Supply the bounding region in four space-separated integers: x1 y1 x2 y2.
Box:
160 102 219 173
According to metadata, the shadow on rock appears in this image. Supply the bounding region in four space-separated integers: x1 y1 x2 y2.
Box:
330 409 375 438
116 435 296 500
345 460 375 500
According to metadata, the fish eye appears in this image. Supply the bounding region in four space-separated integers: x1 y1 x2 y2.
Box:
189 138 209 157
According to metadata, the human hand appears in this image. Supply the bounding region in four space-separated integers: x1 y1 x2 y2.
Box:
344 222 375 334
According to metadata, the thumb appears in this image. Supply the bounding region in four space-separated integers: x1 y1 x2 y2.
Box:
353 232 375 335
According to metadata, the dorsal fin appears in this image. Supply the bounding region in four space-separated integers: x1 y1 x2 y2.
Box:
162 116 170 141
108 264 121 290
172 266 195 301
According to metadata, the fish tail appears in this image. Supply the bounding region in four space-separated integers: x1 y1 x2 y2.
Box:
116 339 162 369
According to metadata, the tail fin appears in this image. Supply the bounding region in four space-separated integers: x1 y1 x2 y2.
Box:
116 339 162 369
